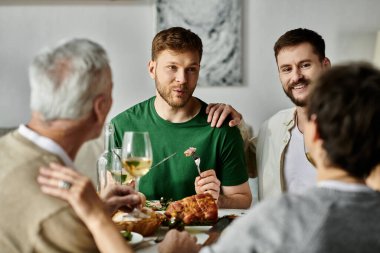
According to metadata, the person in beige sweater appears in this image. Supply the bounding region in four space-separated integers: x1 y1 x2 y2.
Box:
0 38 142 252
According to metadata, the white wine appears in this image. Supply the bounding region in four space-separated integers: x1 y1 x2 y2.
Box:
123 158 152 177
110 169 129 184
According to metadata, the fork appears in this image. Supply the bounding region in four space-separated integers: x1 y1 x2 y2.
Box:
192 154 202 177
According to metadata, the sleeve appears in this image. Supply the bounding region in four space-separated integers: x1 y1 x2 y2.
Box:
238 120 257 178
218 126 249 186
111 118 123 149
201 198 289 253
200 207 260 253
35 207 99 253
255 120 269 200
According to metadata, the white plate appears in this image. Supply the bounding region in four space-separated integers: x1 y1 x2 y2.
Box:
129 232 143 245
218 209 247 217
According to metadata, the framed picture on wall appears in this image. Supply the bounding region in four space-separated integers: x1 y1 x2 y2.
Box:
156 0 243 87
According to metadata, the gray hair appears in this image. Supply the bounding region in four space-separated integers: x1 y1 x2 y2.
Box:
29 38 110 121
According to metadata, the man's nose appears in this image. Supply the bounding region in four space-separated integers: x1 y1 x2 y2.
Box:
290 68 303 84
175 70 187 84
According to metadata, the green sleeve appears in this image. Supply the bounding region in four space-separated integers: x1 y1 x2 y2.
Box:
219 126 249 186
111 118 123 149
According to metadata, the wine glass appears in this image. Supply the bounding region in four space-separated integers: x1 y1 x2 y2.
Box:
122 131 153 193
105 148 133 185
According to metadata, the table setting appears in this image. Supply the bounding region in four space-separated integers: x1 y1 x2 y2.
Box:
98 130 249 252
118 208 248 253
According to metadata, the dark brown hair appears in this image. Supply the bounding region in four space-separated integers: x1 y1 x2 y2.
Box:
274 28 326 61
151 27 203 61
307 62 380 178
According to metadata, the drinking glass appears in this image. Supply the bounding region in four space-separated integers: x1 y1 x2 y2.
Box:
108 148 134 186
122 131 153 192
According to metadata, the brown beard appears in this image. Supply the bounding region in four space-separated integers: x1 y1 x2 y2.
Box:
155 77 194 108
283 77 310 107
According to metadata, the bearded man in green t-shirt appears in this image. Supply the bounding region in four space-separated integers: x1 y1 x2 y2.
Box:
111 27 252 209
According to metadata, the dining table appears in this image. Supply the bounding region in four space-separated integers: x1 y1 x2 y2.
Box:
133 209 248 253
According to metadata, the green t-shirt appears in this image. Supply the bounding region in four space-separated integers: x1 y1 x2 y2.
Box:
111 97 248 200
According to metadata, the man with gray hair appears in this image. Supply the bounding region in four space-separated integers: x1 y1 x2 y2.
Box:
0 38 141 252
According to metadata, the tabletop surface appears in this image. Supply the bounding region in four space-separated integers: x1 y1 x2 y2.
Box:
134 209 248 253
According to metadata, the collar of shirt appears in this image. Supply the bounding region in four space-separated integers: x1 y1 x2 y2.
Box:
18 124 75 169
283 107 297 128
317 180 373 192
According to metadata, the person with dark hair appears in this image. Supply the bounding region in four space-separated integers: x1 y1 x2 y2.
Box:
306 62 380 178
111 27 252 208
38 62 380 253
256 28 331 199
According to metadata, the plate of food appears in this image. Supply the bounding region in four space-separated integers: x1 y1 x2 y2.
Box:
113 208 165 236
120 230 143 246
162 193 218 230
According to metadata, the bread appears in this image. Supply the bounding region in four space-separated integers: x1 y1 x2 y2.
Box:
112 208 164 236
165 193 218 225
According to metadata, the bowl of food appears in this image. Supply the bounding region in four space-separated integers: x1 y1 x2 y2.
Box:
112 207 164 236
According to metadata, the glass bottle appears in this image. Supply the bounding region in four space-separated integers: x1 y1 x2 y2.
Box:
96 123 120 193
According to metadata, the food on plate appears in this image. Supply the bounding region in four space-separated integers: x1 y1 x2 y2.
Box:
184 147 197 157
112 207 165 236
145 200 163 211
145 197 173 211
120 230 133 241
165 193 218 225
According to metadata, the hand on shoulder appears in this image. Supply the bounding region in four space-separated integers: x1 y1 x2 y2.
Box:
206 103 242 128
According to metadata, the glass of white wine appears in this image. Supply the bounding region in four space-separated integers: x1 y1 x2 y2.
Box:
122 131 153 193
108 148 134 186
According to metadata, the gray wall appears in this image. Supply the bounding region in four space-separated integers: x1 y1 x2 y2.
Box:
1 0 380 133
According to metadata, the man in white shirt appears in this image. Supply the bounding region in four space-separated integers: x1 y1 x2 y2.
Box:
256 28 331 199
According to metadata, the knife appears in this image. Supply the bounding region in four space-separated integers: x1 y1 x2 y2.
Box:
202 215 237 246
151 152 177 169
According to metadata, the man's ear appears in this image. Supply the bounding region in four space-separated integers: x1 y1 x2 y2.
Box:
322 57 331 69
92 94 108 125
148 60 156 79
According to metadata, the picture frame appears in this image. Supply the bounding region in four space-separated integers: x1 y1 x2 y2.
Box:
156 0 243 87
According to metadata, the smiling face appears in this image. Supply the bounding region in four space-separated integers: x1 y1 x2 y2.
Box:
149 49 200 108
276 42 329 107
